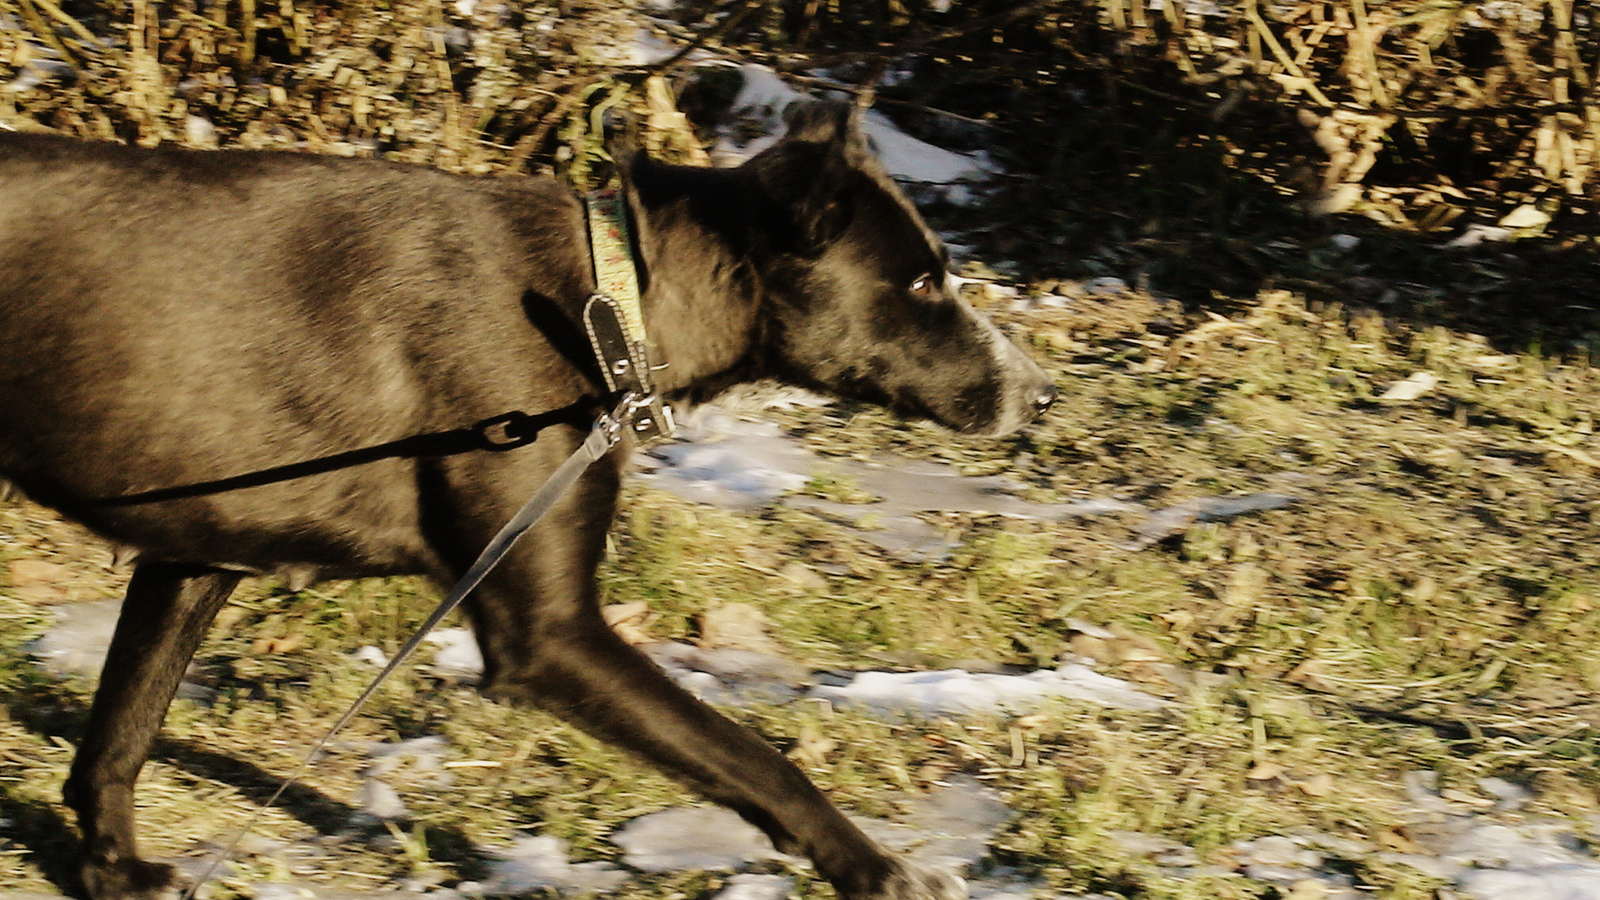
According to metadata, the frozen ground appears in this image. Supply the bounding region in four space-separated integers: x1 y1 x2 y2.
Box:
21 521 1600 900
23 406 1599 900
636 402 1297 562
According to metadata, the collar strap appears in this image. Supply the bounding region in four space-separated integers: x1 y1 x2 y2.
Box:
582 189 674 441
584 188 648 348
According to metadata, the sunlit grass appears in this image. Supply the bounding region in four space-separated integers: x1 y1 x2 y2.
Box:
2 289 1598 897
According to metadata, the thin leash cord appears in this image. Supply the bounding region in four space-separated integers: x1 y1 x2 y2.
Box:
181 417 619 899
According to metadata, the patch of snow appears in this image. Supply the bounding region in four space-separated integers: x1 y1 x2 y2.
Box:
810 663 1171 717
1085 276 1129 295
643 641 808 705
368 736 450 774
3 59 75 93
1129 493 1298 548
1378 371 1440 402
638 404 1149 561
356 779 408 821
1233 835 1324 869
1416 819 1591 871
613 807 795 873
613 782 1007 884
626 26 685 67
1459 865 1600 900
708 64 995 204
895 777 1012 868
1447 224 1514 247
478 834 629 895
425 627 484 679
25 597 120 680
352 645 390 667
1478 776 1532 812
638 413 813 509
711 874 793 900
185 115 218 148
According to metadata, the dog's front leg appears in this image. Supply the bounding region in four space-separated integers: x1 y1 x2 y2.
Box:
449 457 965 900
483 616 967 900
63 561 242 900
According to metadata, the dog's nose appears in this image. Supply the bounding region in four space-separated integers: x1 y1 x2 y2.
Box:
1031 383 1057 415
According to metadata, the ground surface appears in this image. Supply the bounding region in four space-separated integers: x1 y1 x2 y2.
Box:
4 1 1600 898
3 282 1599 899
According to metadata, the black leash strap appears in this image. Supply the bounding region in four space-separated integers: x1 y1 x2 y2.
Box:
182 403 629 898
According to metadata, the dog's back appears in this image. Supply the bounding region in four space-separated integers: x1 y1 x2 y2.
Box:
0 134 599 574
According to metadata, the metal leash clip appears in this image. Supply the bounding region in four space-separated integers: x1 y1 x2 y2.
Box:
583 293 675 441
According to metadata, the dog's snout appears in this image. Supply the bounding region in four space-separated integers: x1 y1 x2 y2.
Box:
1032 383 1058 415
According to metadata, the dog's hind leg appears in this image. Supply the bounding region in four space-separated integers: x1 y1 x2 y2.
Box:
63 561 242 900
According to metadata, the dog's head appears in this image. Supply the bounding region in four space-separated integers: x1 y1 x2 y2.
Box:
743 102 1055 436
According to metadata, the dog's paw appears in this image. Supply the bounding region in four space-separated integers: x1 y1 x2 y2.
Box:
874 859 968 900
79 856 183 900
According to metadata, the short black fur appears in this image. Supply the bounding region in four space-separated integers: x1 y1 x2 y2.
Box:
0 102 1053 900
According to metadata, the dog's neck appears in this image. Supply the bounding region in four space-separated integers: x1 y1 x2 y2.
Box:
624 159 764 403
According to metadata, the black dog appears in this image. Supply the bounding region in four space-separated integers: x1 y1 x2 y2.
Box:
0 102 1054 900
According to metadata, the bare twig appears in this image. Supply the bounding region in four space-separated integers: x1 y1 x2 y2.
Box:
647 0 766 76
506 74 592 173
239 0 256 69
1347 0 1387 107
22 0 96 46
1244 0 1333 107
777 0 1059 73
790 71 995 126
14 0 74 65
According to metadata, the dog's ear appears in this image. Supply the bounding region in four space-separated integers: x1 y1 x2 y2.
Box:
780 100 869 158
752 100 871 252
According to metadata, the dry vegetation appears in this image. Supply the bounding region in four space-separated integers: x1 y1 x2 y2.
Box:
3 1 1600 899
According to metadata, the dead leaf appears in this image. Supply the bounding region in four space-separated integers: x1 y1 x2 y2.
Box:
7 558 70 604
1498 203 1551 230
1107 624 1169 663
1285 658 1338 693
787 721 837 768
698 602 781 654
1378 828 1427 854
1296 772 1334 796
253 634 302 655
1248 761 1285 781
1068 633 1112 665
1379 371 1439 401
777 561 827 592
1284 879 1334 900
602 601 654 645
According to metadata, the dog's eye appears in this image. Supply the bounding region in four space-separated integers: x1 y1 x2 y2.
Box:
909 274 939 298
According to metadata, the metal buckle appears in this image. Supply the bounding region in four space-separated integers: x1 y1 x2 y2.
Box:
584 294 674 442
620 392 674 441
473 411 540 451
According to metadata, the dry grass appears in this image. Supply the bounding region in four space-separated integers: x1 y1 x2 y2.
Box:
3 1 1600 895
2 287 1598 898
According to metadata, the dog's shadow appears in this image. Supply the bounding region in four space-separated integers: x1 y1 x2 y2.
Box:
2 674 491 896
